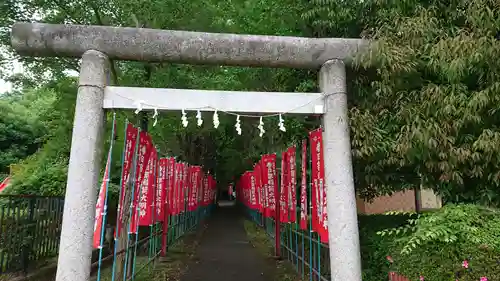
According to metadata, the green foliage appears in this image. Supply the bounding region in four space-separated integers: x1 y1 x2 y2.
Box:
6 78 77 195
301 0 500 204
0 87 56 174
378 204 500 280
358 214 410 281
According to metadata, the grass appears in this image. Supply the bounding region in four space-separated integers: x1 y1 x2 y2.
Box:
243 220 303 281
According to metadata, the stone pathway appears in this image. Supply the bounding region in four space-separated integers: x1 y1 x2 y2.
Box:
180 202 272 281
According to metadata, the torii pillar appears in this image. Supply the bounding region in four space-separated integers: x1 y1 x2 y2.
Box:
11 22 367 281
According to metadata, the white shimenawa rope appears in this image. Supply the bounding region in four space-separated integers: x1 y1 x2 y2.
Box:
122 91 323 136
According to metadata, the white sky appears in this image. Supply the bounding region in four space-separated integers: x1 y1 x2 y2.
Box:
0 59 23 93
0 80 10 93
0 58 78 93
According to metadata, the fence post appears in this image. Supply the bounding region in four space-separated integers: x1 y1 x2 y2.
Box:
161 202 168 256
21 198 36 275
274 195 281 258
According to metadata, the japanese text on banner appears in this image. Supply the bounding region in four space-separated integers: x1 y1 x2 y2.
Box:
130 132 153 233
116 123 138 238
299 140 308 230
279 152 288 223
310 129 328 243
287 146 297 223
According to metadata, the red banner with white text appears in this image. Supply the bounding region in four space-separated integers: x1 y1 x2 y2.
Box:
139 148 157 226
189 166 202 211
262 154 277 218
174 163 183 215
299 140 308 230
203 175 213 206
250 171 258 210
287 146 297 223
310 129 328 243
181 163 189 213
130 132 153 233
255 161 264 214
260 158 269 217
116 123 138 238
167 158 176 215
157 158 168 221
279 152 288 223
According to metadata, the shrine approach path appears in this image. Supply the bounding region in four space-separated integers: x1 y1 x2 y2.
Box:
180 202 273 281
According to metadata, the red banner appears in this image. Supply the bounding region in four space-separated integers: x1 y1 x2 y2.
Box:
0 177 10 193
250 170 259 210
139 148 157 226
116 123 138 238
299 140 308 230
181 163 189 213
173 163 182 215
271 155 278 218
187 166 194 211
253 166 260 211
246 172 251 207
93 150 111 248
260 158 269 217
255 162 263 213
203 175 210 206
288 146 297 223
179 163 184 214
167 158 176 215
262 154 277 218
279 151 288 223
130 132 153 233
189 166 201 211
197 170 202 207
241 172 251 208
157 158 168 221
310 128 328 243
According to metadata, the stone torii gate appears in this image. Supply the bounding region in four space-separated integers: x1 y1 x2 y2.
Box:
11 22 368 281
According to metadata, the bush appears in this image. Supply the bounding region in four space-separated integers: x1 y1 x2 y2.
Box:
359 213 411 281
379 204 500 281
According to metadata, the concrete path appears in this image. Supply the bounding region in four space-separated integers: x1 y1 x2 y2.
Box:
180 203 272 281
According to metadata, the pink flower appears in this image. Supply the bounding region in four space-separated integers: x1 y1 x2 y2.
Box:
462 260 469 268
480 277 488 281
420 276 424 281
386 256 394 263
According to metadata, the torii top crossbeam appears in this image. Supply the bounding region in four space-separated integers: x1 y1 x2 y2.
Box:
11 22 367 68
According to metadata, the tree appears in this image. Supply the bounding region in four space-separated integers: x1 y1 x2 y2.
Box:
303 0 500 204
0 87 56 175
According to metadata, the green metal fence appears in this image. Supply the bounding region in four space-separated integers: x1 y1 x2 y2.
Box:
247 208 330 281
0 195 64 274
99 204 214 281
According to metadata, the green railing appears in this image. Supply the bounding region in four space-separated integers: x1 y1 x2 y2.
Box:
247 207 330 281
0 194 64 274
98 204 215 281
